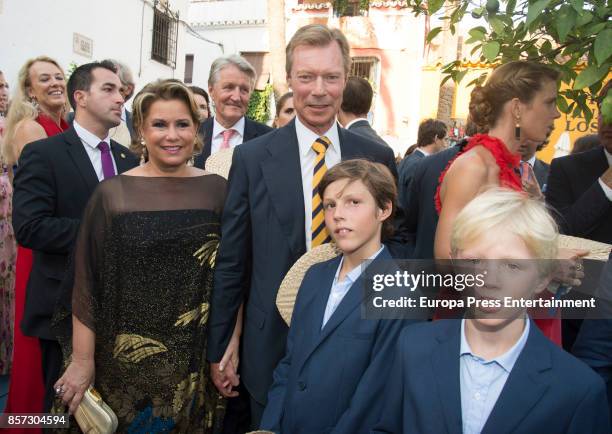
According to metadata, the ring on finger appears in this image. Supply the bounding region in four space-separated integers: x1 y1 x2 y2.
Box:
576 263 584 273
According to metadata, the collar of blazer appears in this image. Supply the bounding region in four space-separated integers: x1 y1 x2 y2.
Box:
297 247 392 369
431 319 553 434
64 126 135 191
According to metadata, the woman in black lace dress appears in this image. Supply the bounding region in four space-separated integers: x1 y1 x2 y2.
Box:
54 80 228 433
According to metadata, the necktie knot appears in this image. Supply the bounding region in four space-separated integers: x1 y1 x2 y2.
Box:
221 129 236 149
312 136 330 155
98 141 110 153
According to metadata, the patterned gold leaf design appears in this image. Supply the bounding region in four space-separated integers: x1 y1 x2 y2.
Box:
173 372 201 413
193 233 220 268
113 334 168 363
174 303 209 327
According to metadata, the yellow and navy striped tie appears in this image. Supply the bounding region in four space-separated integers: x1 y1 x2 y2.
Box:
311 136 332 247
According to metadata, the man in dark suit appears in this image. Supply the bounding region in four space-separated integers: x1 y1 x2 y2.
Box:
573 252 612 424
337 76 389 147
546 81 611 244
398 118 448 212
402 140 467 259
194 54 272 168
207 24 398 429
12 61 138 411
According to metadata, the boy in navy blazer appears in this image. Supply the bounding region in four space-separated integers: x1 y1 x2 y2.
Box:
373 189 610 434
260 160 419 434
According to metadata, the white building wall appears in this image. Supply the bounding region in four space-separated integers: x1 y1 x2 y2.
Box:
0 0 193 107
185 0 268 88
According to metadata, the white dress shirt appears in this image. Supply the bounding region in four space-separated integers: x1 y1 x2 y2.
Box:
322 245 384 328
295 115 342 250
598 148 612 201
210 116 246 155
73 121 117 182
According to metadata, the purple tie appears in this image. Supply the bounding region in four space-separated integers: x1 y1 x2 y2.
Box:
97 141 116 179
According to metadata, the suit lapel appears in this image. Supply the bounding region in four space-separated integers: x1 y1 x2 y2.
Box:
199 117 214 160
110 140 134 173
339 126 361 160
64 127 99 192
260 120 306 259
481 322 552 434
301 249 392 367
431 322 463 434
300 258 340 368
243 118 259 142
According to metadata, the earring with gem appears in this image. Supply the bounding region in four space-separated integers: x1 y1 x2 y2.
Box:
514 117 521 141
139 138 148 165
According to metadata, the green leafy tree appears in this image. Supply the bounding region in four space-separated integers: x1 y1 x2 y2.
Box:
247 84 274 124
418 0 611 123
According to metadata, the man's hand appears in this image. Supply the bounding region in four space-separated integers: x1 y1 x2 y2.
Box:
210 361 240 398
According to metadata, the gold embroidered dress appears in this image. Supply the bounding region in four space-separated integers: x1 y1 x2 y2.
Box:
65 174 226 433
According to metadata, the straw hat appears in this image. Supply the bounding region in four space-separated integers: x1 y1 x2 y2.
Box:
204 147 234 180
558 235 611 261
276 242 341 325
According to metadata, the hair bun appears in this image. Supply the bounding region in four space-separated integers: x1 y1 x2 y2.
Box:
469 85 493 133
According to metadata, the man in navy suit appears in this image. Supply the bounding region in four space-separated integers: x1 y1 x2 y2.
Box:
573 252 612 425
193 54 272 168
545 80 612 244
207 24 398 429
373 189 610 434
398 118 448 212
402 139 467 259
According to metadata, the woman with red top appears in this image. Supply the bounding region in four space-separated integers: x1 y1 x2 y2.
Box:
1 56 69 432
433 61 583 346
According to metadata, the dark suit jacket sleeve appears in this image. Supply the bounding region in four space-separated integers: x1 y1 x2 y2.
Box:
566 377 611 434
206 146 253 362
370 329 406 434
13 142 79 253
331 318 408 434
260 267 317 432
545 157 610 237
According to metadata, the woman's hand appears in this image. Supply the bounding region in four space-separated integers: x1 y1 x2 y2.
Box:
54 357 95 414
553 248 589 288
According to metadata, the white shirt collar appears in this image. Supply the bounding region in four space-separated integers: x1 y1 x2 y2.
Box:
416 148 430 157
344 117 368 130
212 116 245 139
604 148 612 167
460 317 530 373
523 155 537 166
73 120 111 150
121 107 128 122
295 115 341 158
334 245 385 284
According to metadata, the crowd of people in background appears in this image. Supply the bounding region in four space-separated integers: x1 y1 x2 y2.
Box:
0 21 610 434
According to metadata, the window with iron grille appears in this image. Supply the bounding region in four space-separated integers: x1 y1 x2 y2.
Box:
151 1 179 68
350 57 378 85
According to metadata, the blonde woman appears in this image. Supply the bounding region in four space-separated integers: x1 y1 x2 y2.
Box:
3 56 69 422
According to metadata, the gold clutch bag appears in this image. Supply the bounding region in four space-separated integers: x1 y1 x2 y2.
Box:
74 386 118 434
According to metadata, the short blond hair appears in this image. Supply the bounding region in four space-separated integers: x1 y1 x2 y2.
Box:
451 189 558 270
286 24 351 77
131 79 203 156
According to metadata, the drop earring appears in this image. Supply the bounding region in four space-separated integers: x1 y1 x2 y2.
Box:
140 139 148 165
514 118 521 141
